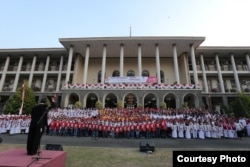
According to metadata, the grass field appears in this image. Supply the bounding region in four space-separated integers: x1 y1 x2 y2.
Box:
0 144 172 167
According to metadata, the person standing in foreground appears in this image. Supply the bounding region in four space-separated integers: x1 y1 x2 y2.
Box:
235 119 244 139
26 95 56 155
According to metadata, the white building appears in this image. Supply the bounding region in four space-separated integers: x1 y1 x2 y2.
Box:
0 36 249 112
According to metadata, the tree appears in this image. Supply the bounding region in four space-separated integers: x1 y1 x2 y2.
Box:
137 103 143 109
230 93 250 118
74 101 83 109
3 81 37 115
160 101 167 109
117 100 123 109
95 100 103 110
182 102 188 109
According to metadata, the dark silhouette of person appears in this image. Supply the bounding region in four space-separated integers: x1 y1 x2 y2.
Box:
26 95 56 155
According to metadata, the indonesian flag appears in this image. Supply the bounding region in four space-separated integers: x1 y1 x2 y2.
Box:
19 83 26 115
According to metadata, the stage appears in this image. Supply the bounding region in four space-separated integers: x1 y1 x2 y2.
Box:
0 148 66 167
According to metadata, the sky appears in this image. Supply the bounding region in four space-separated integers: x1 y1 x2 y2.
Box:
0 0 250 48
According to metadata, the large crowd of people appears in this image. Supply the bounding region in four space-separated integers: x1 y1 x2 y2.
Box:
1 107 250 140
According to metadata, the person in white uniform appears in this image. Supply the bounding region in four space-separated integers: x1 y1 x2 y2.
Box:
177 120 184 138
211 122 218 138
192 121 199 139
184 121 191 139
228 122 236 139
204 121 212 139
198 122 205 139
246 119 250 137
171 121 178 139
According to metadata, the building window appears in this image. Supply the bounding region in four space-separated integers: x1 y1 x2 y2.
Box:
112 70 120 77
216 80 221 92
160 70 165 83
142 70 149 77
127 70 135 76
207 80 212 91
98 70 102 83
230 80 236 89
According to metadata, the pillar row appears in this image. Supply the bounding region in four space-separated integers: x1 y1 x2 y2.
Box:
101 44 107 84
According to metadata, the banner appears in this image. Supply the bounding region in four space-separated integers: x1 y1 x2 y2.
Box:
105 76 157 84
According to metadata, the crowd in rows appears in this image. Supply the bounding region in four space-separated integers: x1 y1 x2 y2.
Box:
1 107 250 139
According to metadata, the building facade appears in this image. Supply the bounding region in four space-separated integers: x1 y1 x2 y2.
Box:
0 36 249 113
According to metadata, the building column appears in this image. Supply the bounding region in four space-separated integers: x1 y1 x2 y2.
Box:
13 56 23 91
41 55 50 92
200 54 208 93
0 56 10 91
190 44 198 85
173 44 180 84
56 55 64 91
182 53 190 84
101 44 107 84
138 44 142 77
215 54 225 93
119 44 124 77
28 55 36 86
66 46 74 84
246 54 250 71
83 45 90 84
230 54 241 92
155 44 161 84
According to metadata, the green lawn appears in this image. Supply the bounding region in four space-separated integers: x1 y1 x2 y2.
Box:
0 144 172 167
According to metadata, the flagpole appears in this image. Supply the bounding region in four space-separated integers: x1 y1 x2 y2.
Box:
19 82 25 115
130 26 132 37
19 103 23 115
